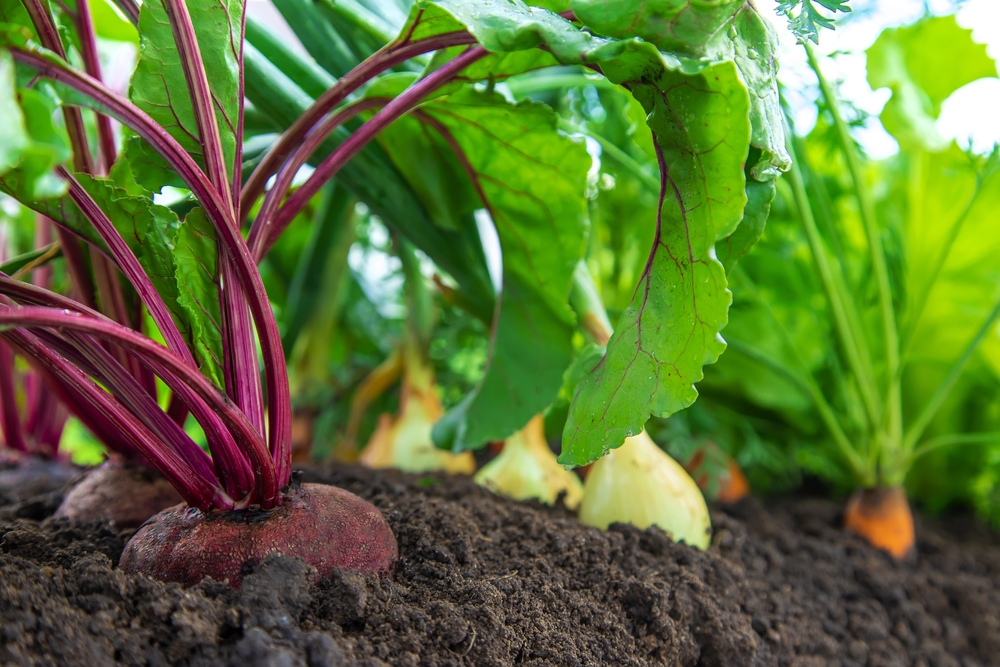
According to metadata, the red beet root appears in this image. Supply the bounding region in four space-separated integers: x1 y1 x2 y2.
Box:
56 459 183 528
119 483 397 588
0 453 77 494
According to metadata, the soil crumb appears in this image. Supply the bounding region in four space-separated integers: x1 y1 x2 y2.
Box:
1 463 998 666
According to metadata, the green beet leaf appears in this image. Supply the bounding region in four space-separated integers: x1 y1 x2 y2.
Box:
412 90 590 451
366 112 478 233
559 57 751 467
173 206 225 384
718 155 776 273
377 0 785 462
571 0 743 56
401 0 624 85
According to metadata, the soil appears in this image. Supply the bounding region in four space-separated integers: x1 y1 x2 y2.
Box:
2 463 999 667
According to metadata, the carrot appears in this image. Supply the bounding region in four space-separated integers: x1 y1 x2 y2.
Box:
715 458 751 504
843 486 915 559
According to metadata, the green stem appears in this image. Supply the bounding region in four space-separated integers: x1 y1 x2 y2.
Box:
558 119 659 191
507 72 616 97
731 267 869 481
784 138 879 431
398 237 435 350
909 432 1000 464
806 44 902 468
726 338 867 480
901 297 1000 456
789 132 877 403
569 261 613 345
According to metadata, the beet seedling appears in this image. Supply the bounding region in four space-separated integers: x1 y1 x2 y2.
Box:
0 0 409 584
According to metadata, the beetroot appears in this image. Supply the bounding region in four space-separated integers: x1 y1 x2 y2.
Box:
0 455 78 499
119 483 397 588
55 460 183 528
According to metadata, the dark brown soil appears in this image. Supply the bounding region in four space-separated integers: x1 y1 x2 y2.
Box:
2 463 999 666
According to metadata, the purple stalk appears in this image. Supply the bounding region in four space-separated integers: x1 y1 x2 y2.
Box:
0 278 258 499
165 391 189 426
20 216 53 449
219 269 265 435
0 305 277 506
270 47 487 234
1 327 228 510
21 0 95 177
110 0 140 25
9 49 227 224
57 166 198 367
9 47 293 495
36 326 251 497
72 0 156 395
9 330 141 459
238 30 477 219
75 0 118 174
155 361 254 498
0 295 133 460
57 232 97 312
89 250 150 386
22 0 64 51
23 0 143 397
32 216 53 289
26 383 66 454
161 0 234 211
60 166 172 395
233 6 247 217
0 341 27 452
248 98 387 261
21 1 98 310
56 327 217 482
160 0 265 436
75 0 150 387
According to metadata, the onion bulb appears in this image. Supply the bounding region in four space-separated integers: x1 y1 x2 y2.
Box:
578 430 711 549
359 346 475 475
475 415 584 509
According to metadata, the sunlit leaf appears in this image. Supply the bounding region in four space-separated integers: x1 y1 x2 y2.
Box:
867 15 996 149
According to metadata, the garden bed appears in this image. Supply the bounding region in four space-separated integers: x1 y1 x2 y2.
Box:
2 463 998 666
